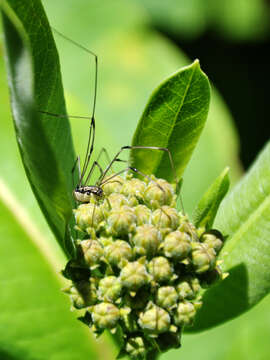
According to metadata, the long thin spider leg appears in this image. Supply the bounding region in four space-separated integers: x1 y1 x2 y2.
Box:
71 155 81 188
96 147 126 174
96 148 111 166
99 145 185 213
83 160 104 187
100 146 177 187
39 111 92 120
51 28 98 187
80 116 95 186
100 166 164 194
126 146 178 191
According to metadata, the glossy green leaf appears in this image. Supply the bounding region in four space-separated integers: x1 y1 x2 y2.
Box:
1 0 75 256
191 141 270 331
193 167 230 229
130 60 210 183
163 294 270 360
0 185 102 360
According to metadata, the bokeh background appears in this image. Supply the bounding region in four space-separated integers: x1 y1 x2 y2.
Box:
0 0 270 359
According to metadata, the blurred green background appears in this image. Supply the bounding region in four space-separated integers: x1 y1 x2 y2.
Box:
0 0 269 359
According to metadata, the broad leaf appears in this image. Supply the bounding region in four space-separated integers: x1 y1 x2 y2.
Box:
1 0 75 256
0 185 102 360
193 167 230 229
130 60 210 184
191 141 270 331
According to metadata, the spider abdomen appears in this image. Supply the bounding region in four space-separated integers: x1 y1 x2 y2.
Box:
73 186 103 203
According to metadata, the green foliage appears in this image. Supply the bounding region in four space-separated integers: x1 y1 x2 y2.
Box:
131 60 210 183
191 141 270 331
0 193 98 360
1 0 76 257
193 167 230 229
1 0 270 359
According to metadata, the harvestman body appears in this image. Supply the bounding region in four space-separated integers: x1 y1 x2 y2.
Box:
40 28 180 209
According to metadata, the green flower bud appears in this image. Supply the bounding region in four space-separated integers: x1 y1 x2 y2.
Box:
133 224 161 257
91 302 120 330
104 239 133 268
191 243 216 273
120 260 150 291
68 172 227 355
148 256 174 283
74 203 105 232
144 178 175 209
98 276 122 302
121 178 146 202
152 206 179 231
178 220 199 241
107 193 128 209
134 205 152 225
176 277 201 300
156 286 178 310
80 240 104 269
125 336 148 359
138 302 171 334
107 205 136 237
174 301 196 326
163 230 191 260
201 231 223 254
102 175 124 195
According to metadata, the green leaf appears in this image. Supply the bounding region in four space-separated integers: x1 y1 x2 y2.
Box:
0 184 103 360
193 167 230 229
190 141 270 331
130 60 210 184
1 0 75 256
163 295 270 360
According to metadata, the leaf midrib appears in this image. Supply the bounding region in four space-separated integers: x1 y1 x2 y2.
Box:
154 63 197 174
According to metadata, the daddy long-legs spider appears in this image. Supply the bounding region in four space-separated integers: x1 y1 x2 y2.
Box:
40 28 182 234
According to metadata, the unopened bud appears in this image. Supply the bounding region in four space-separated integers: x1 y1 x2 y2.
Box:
138 302 171 334
120 260 150 291
148 256 174 283
102 175 124 196
133 224 161 257
107 205 136 236
107 193 128 209
191 242 216 273
174 301 196 326
74 203 105 232
201 231 223 254
134 205 152 225
80 240 104 269
156 286 178 310
104 239 133 268
98 276 122 302
91 302 120 330
121 178 146 202
152 206 179 231
163 230 191 260
176 277 201 300
144 178 175 209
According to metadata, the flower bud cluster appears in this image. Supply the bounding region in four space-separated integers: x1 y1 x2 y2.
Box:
64 173 226 359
